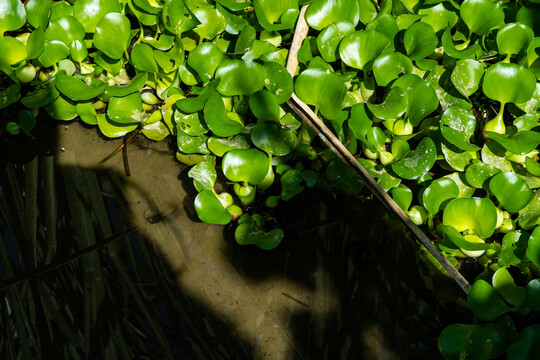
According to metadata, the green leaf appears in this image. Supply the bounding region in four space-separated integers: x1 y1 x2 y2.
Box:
441 27 481 59
326 159 364 196
492 267 525 306
506 325 540 360
222 149 269 185
0 37 27 73
367 87 408 120
418 3 458 34
251 121 295 156
263 62 293 104
441 140 476 172
26 27 45 60
317 21 355 63
107 93 144 125
105 73 148 97
55 71 108 101
339 30 390 71
193 5 227 40
497 22 534 57
514 114 539 132
438 324 493 360
305 0 360 30
451 59 484 98
194 190 231 225
365 14 399 50
295 67 346 121
465 162 500 189
215 59 266 96
249 90 280 121
44 94 77 121
490 172 533 213
17 110 36 135
0 83 21 110
483 63 536 105
93 13 131 60
235 214 283 250
154 38 184 73
21 84 58 108
421 178 459 215
525 279 540 311
479 315 517 359
486 130 540 156
0 0 26 35
440 106 480 152
460 0 504 36
188 161 217 191
373 52 413 87
203 92 244 137
76 101 98 125
481 140 513 172
527 226 540 267
174 110 207 136
404 22 438 60
253 0 299 31
177 128 210 154
391 186 412 212
392 74 439 126
443 197 498 238
73 0 122 33
392 137 437 180
525 157 540 177
425 65 472 111
131 43 158 73
45 15 85 47
518 190 540 230
25 0 52 30
207 135 250 157
97 113 138 138
467 279 512 321
38 39 69 68
175 78 219 113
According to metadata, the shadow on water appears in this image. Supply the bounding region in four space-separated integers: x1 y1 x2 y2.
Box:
0 117 471 359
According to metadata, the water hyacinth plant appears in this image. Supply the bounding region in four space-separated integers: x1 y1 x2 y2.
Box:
1 0 539 358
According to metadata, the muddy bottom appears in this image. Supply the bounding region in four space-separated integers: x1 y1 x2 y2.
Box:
0 119 469 359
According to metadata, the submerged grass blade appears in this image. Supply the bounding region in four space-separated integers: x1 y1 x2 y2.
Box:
42 155 58 265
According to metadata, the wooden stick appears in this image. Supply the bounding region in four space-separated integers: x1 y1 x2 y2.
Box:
285 6 471 294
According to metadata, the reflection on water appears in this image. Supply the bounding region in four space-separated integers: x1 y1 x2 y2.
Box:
0 121 470 359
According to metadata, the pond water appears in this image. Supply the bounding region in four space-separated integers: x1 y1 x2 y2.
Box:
0 119 471 359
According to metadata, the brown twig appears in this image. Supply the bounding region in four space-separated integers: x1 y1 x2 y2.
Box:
285 5 471 295
122 133 131 177
99 130 138 164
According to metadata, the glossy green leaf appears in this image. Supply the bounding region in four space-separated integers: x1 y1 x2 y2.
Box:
194 190 231 225
391 139 410 161
481 140 513 172
141 120 169 141
316 21 355 63
0 0 26 35
193 5 227 40
440 106 480 152
97 113 138 138
263 62 293 104
367 87 408 120
175 78 219 113
188 161 217 191
25 0 51 30
24 27 45 61
254 0 299 31
514 114 539 132
392 137 437 180
339 30 390 71
451 59 484 98
404 22 438 60
203 92 244 137
279 169 304 201
235 214 283 250
391 186 412 212
441 141 477 172
425 65 472 111
492 267 525 306
525 279 540 311
73 0 122 33
107 93 144 125
305 0 360 30
215 59 266 96
0 83 21 110
0 37 26 74
468 279 512 321
131 43 158 73
105 73 148 98
527 226 540 267
365 14 399 50
174 110 207 136
21 84 58 108
207 135 250 157
441 27 481 59
480 315 517 359
222 149 269 185
486 130 540 156
45 15 85 47
490 172 532 212
465 162 500 189
16 110 36 135
348 103 373 145
251 121 295 156
154 38 184 73
525 157 540 177
93 13 131 60
497 22 534 57
438 324 493 360
249 90 280 121
506 325 540 360
483 63 537 105
443 197 498 237
76 101 97 125
460 0 504 36
44 94 77 121
50 1 73 20
422 178 459 215
55 71 108 101
516 82 540 114
69 39 87 64
418 3 459 34
373 52 413 87
162 0 198 34
295 67 346 121
177 128 210 154
392 74 439 126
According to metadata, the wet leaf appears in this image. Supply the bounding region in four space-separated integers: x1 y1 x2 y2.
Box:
55 71 108 101
440 106 479 151
317 21 355 63
451 59 484 98
215 59 266 96
222 149 269 185
422 178 460 215
188 161 217 191
251 121 295 156
131 43 158 73
203 92 244 137
404 22 438 60
194 190 231 225
467 279 512 321
438 324 493 360
73 0 122 33
443 197 498 238
339 30 390 71
373 52 413 87
305 0 360 30
497 22 534 57
107 93 144 125
392 74 439 126
460 0 504 36
93 13 131 60
483 63 536 105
